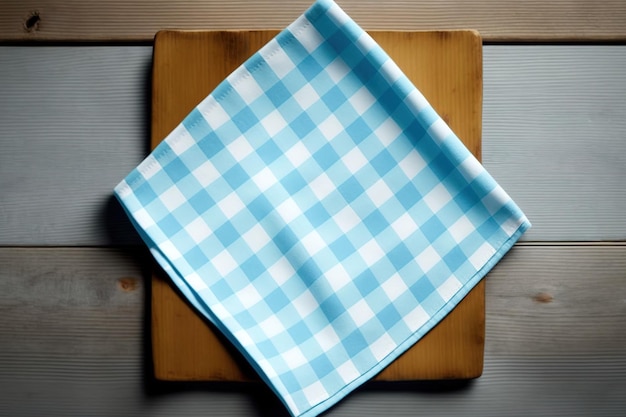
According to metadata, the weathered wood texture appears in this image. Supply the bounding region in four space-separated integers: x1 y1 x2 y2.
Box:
1 246 625 416
2 0 626 42
1 46 625 245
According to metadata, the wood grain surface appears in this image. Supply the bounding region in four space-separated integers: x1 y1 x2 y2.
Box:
2 0 626 42
150 30 484 381
1 246 625 416
2 46 625 245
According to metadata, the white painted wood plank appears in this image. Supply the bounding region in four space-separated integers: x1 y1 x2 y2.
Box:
0 246 625 415
1 46 626 244
2 0 626 42
0 47 150 245
483 46 626 242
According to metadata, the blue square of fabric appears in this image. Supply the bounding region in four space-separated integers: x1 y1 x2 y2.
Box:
115 1 530 416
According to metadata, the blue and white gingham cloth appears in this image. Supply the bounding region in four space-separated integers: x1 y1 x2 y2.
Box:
115 0 530 415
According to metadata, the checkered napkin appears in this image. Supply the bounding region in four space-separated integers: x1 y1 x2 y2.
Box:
115 0 530 415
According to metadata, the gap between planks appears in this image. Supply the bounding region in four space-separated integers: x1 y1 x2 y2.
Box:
1 242 625 250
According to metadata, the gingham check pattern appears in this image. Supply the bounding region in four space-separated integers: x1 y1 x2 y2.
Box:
115 1 530 415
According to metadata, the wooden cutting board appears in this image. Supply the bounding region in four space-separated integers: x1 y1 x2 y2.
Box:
151 30 483 382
